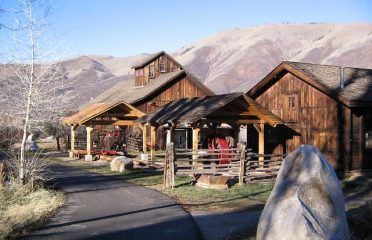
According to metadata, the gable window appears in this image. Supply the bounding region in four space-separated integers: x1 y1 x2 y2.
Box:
159 60 166 72
135 69 143 76
149 65 155 78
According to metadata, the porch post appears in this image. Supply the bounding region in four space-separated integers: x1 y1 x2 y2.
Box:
85 126 93 161
142 124 147 153
192 128 200 160
258 123 265 168
233 124 240 148
166 126 175 145
150 125 156 165
69 125 75 158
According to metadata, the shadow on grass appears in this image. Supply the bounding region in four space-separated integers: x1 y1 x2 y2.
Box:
180 189 270 210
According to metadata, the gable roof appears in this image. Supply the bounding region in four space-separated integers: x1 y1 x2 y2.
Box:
137 93 283 127
64 101 145 126
88 70 214 107
248 61 372 107
131 51 183 69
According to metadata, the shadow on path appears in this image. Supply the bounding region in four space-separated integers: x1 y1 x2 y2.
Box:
25 164 202 240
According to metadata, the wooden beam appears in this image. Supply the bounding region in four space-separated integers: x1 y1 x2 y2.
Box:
150 125 156 164
86 120 135 126
112 120 135 126
142 124 147 153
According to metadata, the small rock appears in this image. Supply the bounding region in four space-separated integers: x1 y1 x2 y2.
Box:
110 156 133 172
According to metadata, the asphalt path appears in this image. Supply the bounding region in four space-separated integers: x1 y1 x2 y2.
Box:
25 164 202 240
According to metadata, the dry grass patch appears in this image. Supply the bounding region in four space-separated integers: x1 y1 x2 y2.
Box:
0 184 64 239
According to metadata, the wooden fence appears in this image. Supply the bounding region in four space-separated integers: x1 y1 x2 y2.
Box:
245 153 285 183
158 143 285 188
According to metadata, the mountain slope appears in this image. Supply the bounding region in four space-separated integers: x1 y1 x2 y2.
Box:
5 23 370 109
173 23 372 93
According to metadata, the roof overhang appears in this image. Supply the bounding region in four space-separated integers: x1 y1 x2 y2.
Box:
136 93 284 128
63 101 145 127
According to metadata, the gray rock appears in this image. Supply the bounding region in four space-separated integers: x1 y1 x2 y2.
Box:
257 145 349 240
110 156 133 172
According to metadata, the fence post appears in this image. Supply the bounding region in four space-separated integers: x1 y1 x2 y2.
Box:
169 143 175 188
238 143 246 186
163 144 169 188
164 143 175 189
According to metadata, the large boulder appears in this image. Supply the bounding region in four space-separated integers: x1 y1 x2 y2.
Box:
257 145 349 240
110 156 133 172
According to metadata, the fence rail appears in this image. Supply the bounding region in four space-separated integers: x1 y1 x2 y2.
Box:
161 143 285 188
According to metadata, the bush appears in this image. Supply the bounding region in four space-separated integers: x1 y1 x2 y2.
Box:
0 126 20 150
0 183 64 239
5 153 49 188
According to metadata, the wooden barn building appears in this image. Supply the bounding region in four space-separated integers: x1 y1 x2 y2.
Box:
247 61 372 172
65 51 214 158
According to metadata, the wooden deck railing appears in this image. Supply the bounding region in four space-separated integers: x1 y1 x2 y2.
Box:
158 143 286 188
245 153 285 183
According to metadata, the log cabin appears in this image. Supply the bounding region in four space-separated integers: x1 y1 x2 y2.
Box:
91 51 214 113
69 51 214 155
247 61 372 172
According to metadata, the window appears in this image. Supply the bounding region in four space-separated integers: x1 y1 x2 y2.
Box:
288 96 295 108
149 65 155 78
135 69 143 76
159 60 166 72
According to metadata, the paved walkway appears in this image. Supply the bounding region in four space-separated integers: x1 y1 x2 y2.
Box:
26 164 202 240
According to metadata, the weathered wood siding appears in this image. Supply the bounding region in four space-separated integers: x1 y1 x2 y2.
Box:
255 72 351 170
135 54 182 87
136 76 206 114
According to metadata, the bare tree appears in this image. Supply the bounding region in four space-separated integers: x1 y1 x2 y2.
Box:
0 0 73 184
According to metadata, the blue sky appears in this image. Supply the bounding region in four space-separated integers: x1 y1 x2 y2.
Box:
1 0 372 58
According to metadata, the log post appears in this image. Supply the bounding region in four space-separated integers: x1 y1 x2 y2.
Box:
258 123 265 168
238 143 246 186
253 123 265 168
142 124 147 153
169 143 175 188
192 128 200 161
85 126 93 161
163 144 169 188
164 143 175 189
150 125 156 165
233 125 240 148
166 126 175 145
69 125 75 158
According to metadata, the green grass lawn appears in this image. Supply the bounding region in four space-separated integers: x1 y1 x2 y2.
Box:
49 158 273 212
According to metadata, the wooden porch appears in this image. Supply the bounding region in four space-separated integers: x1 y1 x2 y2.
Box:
136 93 284 168
63 101 145 161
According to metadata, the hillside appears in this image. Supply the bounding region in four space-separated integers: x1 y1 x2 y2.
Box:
4 23 372 109
174 23 372 93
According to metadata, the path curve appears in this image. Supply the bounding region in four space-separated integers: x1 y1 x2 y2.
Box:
26 164 202 240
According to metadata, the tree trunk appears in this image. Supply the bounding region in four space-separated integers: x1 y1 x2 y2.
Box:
56 136 61 151
19 1 36 185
